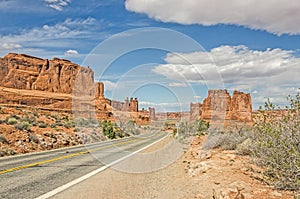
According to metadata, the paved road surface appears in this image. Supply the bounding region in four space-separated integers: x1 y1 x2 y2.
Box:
0 132 167 199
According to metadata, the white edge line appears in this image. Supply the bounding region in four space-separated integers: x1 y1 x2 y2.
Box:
35 133 169 199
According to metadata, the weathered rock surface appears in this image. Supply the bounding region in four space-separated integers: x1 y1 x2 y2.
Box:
200 90 253 126
0 53 94 94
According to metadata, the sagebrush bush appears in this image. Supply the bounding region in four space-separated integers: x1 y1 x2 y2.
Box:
14 121 31 131
253 93 300 191
202 129 253 151
64 120 75 129
7 117 18 125
0 134 8 144
38 123 48 128
173 120 209 138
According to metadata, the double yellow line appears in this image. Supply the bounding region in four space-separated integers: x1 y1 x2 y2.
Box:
0 138 140 175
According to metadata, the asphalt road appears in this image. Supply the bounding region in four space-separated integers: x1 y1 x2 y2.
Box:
0 131 167 199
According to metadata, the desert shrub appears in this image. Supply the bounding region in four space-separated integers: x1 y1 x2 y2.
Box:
38 123 48 128
56 122 63 127
7 117 18 125
61 115 69 120
102 120 116 139
252 93 300 191
202 129 253 150
236 138 253 156
0 147 16 156
196 119 210 132
32 111 39 117
32 121 38 126
51 114 58 120
29 133 39 144
21 115 36 124
0 106 4 114
50 123 57 128
64 121 75 129
173 120 209 139
14 121 31 131
0 134 8 144
75 118 100 127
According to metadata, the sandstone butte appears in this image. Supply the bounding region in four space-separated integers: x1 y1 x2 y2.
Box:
0 53 253 126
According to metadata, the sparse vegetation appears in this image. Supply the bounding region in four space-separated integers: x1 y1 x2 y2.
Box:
252 93 300 191
0 134 8 144
14 121 31 131
63 120 75 129
202 93 300 191
173 119 209 139
38 123 48 128
202 128 254 151
7 117 18 125
0 106 4 114
0 147 16 156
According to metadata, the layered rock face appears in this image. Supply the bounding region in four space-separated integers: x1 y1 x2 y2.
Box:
0 53 93 94
109 97 139 112
190 102 202 121
230 90 253 124
0 53 144 123
200 90 253 126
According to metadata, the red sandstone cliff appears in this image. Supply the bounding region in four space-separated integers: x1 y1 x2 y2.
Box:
200 90 253 126
0 53 93 94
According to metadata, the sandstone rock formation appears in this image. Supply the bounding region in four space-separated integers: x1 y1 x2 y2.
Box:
190 102 202 121
0 53 94 94
109 97 139 112
149 107 156 121
200 90 253 126
0 53 147 124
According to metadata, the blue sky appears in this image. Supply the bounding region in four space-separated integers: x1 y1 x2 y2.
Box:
0 0 299 111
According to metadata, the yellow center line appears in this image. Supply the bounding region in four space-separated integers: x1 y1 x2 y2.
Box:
0 132 164 175
0 139 139 175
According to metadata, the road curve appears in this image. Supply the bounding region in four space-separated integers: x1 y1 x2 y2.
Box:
0 131 167 199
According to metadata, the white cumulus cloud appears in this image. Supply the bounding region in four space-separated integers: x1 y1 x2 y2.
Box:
125 0 300 35
64 49 78 56
153 45 300 107
153 45 299 84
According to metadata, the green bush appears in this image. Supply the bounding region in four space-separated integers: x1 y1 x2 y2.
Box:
173 119 209 139
102 120 116 139
252 93 300 191
14 121 31 131
196 119 210 132
20 115 36 124
7 117 18 125
50 123 57 128
64 121 75 129
38 123 48 128
0 134 8 144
